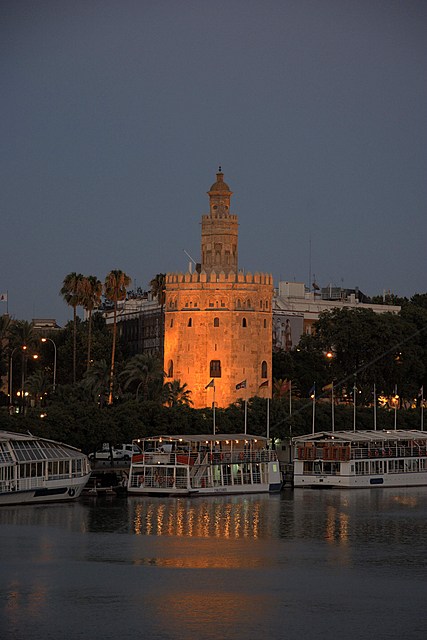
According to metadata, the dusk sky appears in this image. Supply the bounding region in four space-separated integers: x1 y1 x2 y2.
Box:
1 0 425 325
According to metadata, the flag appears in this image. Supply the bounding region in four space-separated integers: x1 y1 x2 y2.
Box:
0 293 7 302
205 379 215 389
322 382 333 392
308 383 316 398
281 380 290 393
236 380 247 390
259 380 269 388
419 386 424 397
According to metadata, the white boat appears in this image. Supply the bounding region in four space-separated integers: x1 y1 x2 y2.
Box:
128 433 282 496
0 430 91 505
293 429 427 488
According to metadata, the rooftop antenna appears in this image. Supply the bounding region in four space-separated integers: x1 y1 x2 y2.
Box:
183 249 197 274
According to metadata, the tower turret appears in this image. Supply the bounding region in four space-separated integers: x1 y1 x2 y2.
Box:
201 168 238 275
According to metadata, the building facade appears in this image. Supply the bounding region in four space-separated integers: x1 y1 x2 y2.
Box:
273 281 401 350
164 170 273 409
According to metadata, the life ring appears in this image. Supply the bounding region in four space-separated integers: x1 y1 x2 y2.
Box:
368 450 372 458
388 448 393 457
68 488 76 497
375 449 379 457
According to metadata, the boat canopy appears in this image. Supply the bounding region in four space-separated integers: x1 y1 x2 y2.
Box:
292 430 427 445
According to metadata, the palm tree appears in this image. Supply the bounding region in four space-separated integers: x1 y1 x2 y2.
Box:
120 353 164 401
164 379 193 407
25 370 52 407
81 359 110 407
60 272 85 384
80 275 103 370
104 269 131 405
150 273 166 360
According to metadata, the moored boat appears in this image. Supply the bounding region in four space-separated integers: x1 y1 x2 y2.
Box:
0 430 91 505
128 433 282 496
293 429 427 488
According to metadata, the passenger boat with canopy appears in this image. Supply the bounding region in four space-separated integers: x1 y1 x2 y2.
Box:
0 430 91 505
128 433 282 496
293 429 427 488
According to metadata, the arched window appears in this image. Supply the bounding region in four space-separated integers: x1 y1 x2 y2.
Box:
261 361 268 378
263 319 267 328
188 317 192 327
210 360 221 378
167 360 173 378
242 317 247 328
214 317 220 327
170 318 174 328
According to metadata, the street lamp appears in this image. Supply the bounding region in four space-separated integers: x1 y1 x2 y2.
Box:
8 346 22 409
41 337 57 391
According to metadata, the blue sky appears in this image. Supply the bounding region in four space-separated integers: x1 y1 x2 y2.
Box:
1 0 426 325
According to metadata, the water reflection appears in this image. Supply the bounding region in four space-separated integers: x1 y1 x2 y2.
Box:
129 494 281 539
1 488 427 640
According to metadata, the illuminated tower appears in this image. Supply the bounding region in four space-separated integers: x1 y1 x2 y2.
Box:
164 170 273 409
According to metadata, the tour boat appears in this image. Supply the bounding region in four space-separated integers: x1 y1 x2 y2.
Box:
128 434 282 496
293 429 427 488
0 430 91 505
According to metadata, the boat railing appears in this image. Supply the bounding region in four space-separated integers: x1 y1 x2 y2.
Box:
296 443 427 462
134 449 276 466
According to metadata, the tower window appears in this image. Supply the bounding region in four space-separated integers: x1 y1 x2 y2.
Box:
214 317 220 327
263 319 267 328
210 360 221 378
188 318 192 327
170 318 174 328
242 318 247 328
167 360 173 378
261 361 268 378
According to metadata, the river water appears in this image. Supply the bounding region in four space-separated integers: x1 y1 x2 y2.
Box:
0 487 426 640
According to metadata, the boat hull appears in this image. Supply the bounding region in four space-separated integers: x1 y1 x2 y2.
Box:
0 474 91 506
294 470 427 489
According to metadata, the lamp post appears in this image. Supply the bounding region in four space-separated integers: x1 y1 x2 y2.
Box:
8 346 21 411
41 337 57 391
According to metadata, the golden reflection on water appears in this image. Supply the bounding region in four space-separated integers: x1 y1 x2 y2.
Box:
142 589 272 634
130 496 276 539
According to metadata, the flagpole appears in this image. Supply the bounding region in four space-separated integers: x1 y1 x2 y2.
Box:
289 380 292 417
266 397 270 442
331 383 335 432
373 384 377 431
244 399 247 435
213 384 216 435
353 381 356 432
394 384 398 431
311 384 315 435
421 386 424 431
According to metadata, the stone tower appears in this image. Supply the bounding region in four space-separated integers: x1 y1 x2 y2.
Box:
201 169 238 275
164 170 273 409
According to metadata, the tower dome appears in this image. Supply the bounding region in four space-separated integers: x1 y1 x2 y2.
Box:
208 167 232 195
